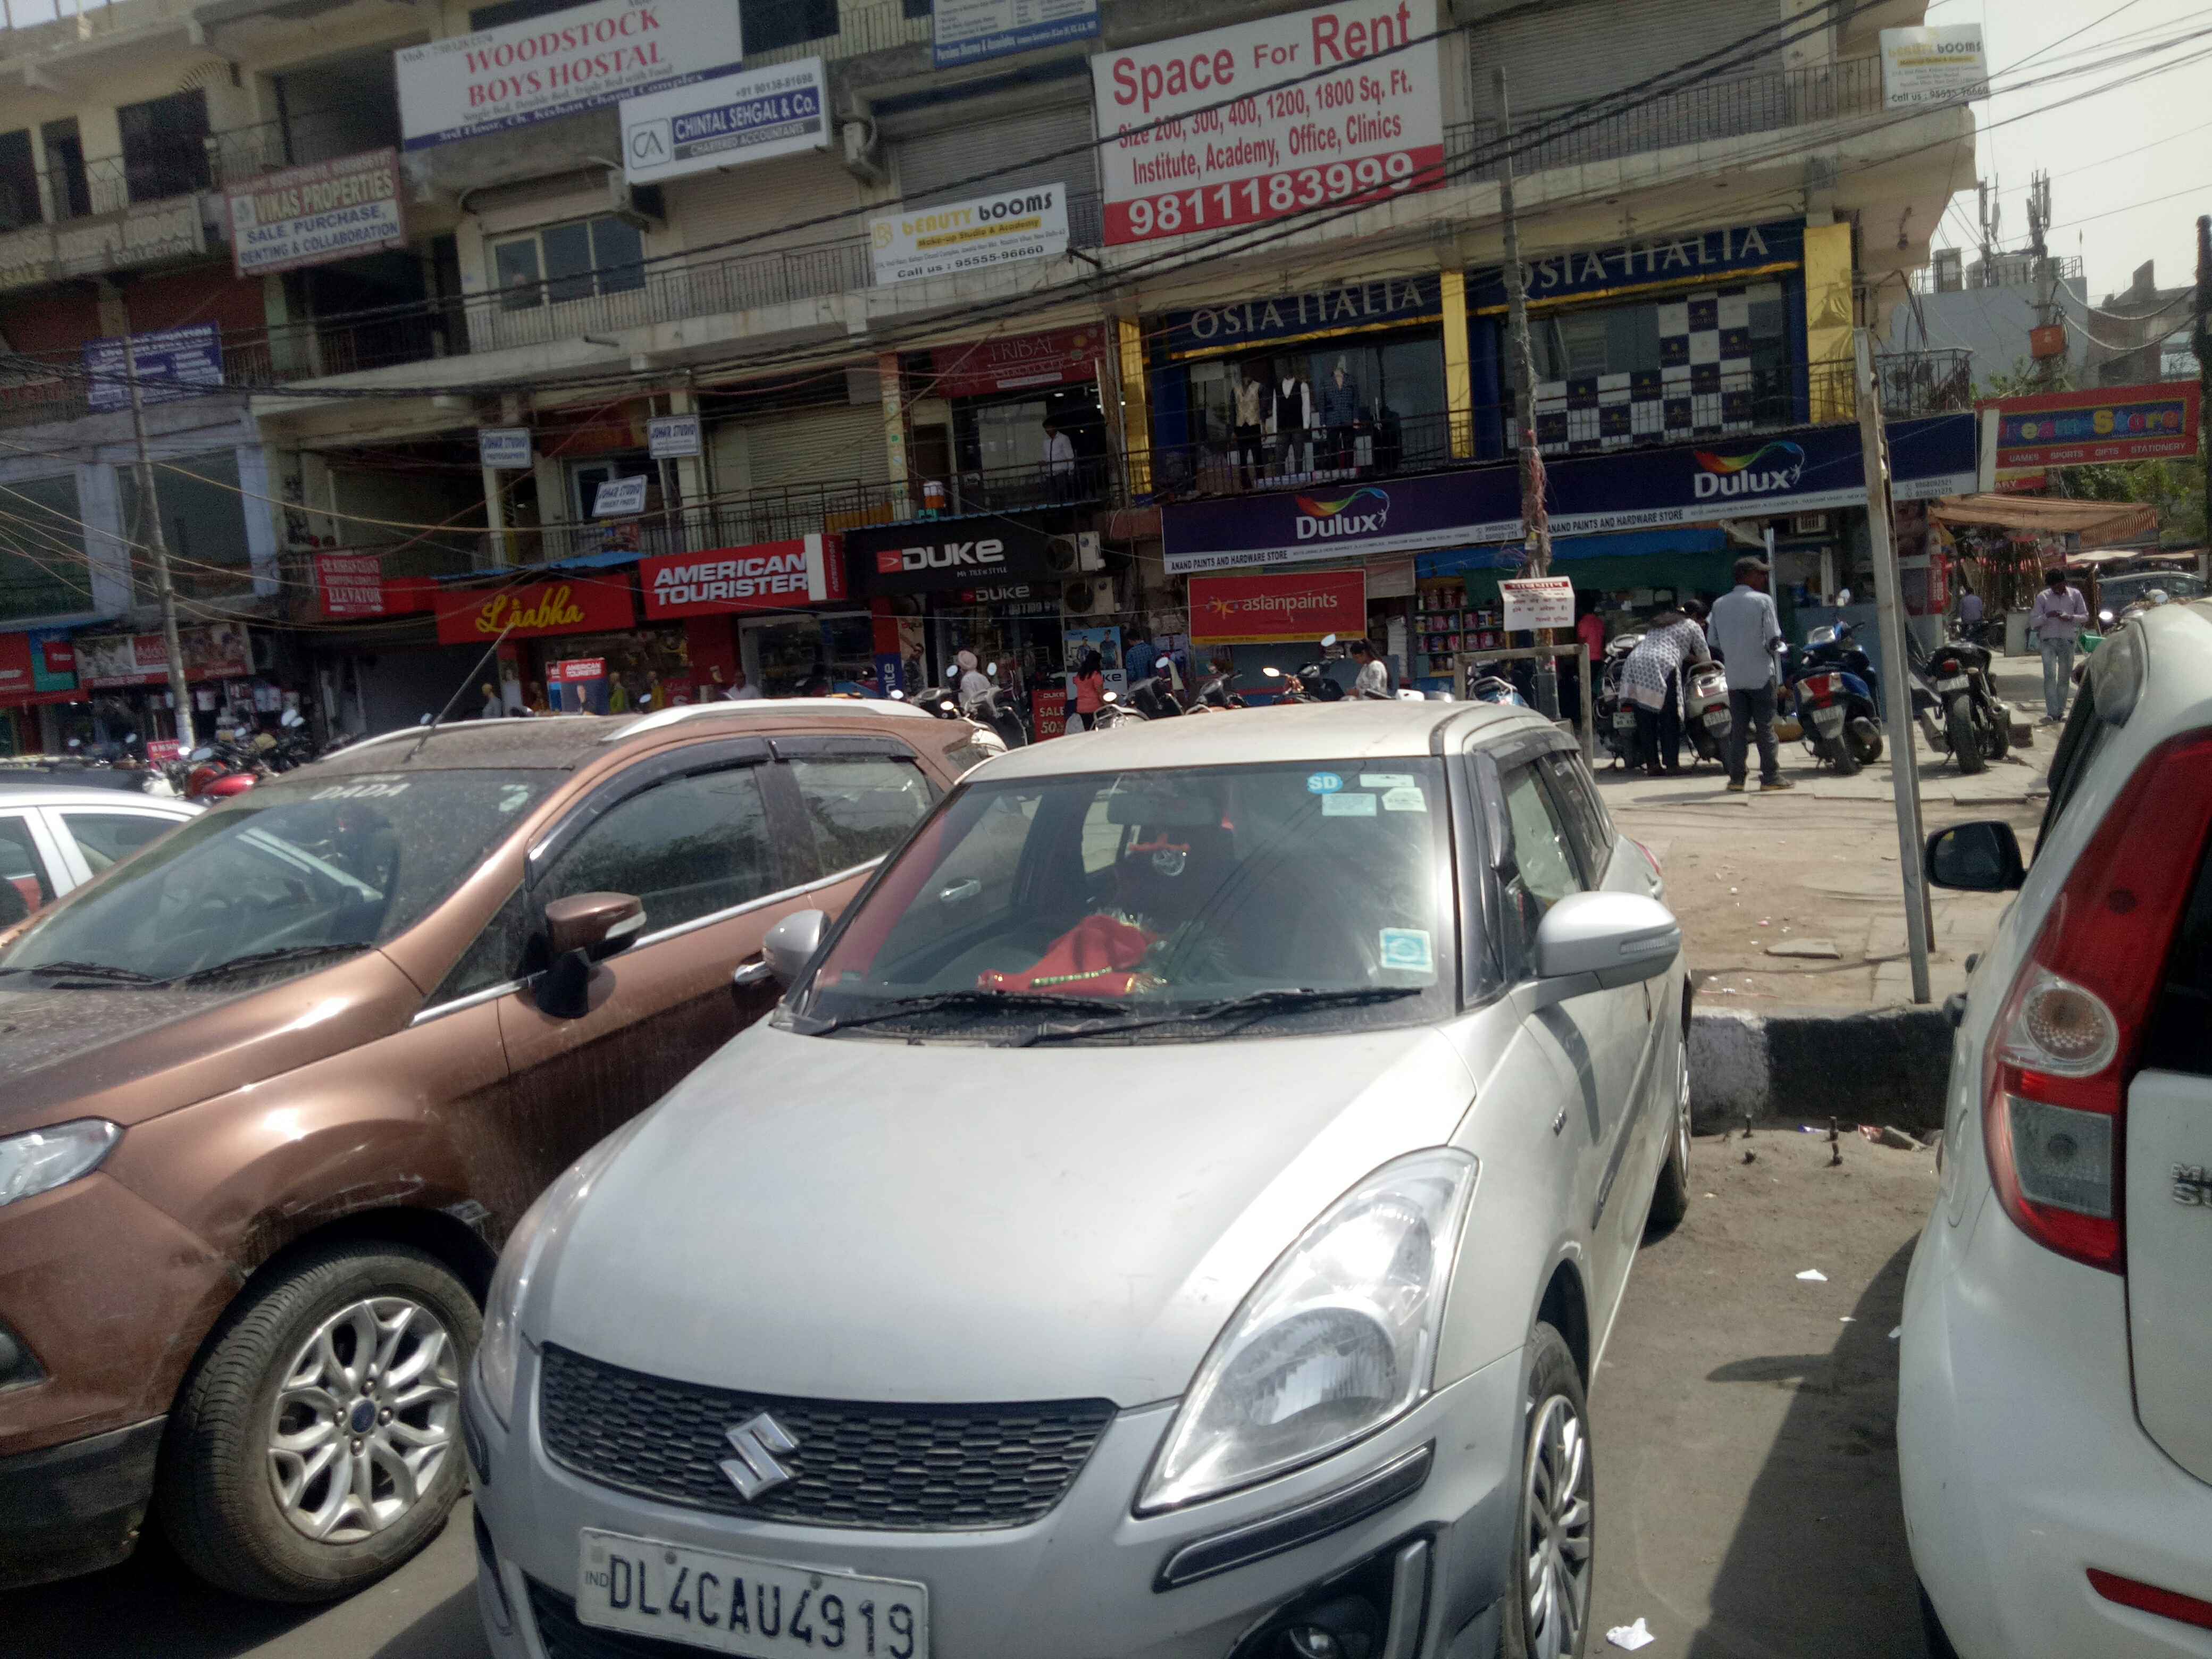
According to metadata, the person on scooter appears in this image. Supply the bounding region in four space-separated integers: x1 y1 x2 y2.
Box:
955 650 994 719
1129 661 1183 719
1621 606 1709 775
1350 639 1392 700
1708 555 1795 794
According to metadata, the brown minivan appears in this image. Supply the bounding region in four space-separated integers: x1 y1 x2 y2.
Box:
0 700 992 1601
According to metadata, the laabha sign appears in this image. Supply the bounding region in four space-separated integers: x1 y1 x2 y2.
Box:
1188 567 1365 643
434 578 635 643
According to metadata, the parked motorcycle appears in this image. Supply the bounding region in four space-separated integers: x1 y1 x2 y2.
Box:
1912 633 2007 776
1681 659 1732 766
184 738 264 801
1595 633 1642 769
1469 674 1528 708
1784 623 1883 777
1092 690 1146 730
968 663 1031 748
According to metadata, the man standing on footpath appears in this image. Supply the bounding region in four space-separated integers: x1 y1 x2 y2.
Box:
1708 555 1794 794
2030 566 2089 724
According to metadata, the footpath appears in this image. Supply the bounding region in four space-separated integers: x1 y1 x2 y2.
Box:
1599 654 2055 1131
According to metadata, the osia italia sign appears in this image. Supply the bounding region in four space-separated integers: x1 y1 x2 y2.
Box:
435 577 636 644
397 0 743 150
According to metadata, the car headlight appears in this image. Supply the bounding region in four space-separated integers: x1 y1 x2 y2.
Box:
475 1116 648 1426
1138 1148 1477 1514
0 1119 120 1209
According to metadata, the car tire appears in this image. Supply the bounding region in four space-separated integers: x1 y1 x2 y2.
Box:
158 1241 477 1604
1501 1322 1594 1659
1647 1038 1692 1234
1947 694 1985 775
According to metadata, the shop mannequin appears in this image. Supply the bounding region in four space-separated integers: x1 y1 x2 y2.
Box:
1268 366 1312 477
1320 357 1359 472
1232 367 1265 489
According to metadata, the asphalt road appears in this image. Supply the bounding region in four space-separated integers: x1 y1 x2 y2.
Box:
0 1129 1938 1659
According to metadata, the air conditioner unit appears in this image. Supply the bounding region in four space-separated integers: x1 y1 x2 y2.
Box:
1045 532 1105 575
1792 513 1830 536
1061 576 1113 616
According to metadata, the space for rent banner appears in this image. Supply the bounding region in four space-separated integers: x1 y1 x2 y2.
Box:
1091 0 1442 247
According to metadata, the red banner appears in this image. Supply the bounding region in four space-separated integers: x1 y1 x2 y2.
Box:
548 657 606 683
1188 567 1366 644
0 633 34 699
1031 690 1067 740
1982 382 2200 469
639 535 843 618
932 327 1106 398
434 577 634 645
316 552 386 618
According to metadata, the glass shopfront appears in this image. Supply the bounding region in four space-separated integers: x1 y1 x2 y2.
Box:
740 611 878 697
538 627 690 714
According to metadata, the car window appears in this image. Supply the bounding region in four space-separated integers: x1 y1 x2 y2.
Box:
2145 828 2212 1076
1497 761 1586 980
1081 789 1133 874
2037 676 2116 853
0 812 54 922
541 764 774 936
786 754 935 875
62 810 179 875
428 884 533 1006
1539 752 1613 883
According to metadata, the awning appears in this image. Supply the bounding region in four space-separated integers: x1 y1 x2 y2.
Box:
1416 526 1729 578
1928 494 2158 542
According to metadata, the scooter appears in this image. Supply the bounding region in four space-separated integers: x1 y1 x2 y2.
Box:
1681 659 1732 766
1912 634 2007 776
1784 624 1883 777
1596 633 1643 769
1469 674 1528 707
184 738 264 800
969 663 1030 748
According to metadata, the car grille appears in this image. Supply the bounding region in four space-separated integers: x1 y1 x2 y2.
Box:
527 1579 697 1659
537 1343 1116 1530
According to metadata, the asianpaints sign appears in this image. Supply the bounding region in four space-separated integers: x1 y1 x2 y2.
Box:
434 577 635 644
1188 567 1364 643
397 0 743 151
639 535 847 617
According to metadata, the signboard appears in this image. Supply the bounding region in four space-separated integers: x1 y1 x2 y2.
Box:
145 739 182 765
647 413 701 457
621 59 829 184
1164 275 1439 358
549 656 607 683
1062 625 1127 700
1982 383 2200 470
592 475 650 517
847 519 1062 595
870 185 1068 286
397 0 744 150
76 624 252 687
640 534 847 617
479 427 534 470
0 633 38 699
29 630 74 692
1466 220 1802 313
1498 576 1574 632
934 0 1097 68
1030 689 1067 739
931 326 1105 396
1880 24 1988 109
1092 0 1444 247
315 552 387 618
84 324 222 414
1188 567 1365 643
433 577 636 644
0 197 206 291
227 150 406 278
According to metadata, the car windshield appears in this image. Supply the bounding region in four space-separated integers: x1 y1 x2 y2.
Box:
0 770 554 987
797 759 1455 1042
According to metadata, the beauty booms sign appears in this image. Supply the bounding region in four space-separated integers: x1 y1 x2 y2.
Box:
1188 567 1365 644
397 0 743 151
639 534 847 617
1091 0 1443 246
434 577 635 644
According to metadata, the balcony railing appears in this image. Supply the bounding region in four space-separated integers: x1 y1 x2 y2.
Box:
209 105 405 185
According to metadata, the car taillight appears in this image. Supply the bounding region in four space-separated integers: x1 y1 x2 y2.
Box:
1982 732 2212 1272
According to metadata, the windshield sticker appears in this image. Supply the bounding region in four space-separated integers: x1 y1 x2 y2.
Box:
498 784 533 814
1306 772 1344 794
1321 792 1377 817
1382 786 1428 812
310 781 410 801
1360 773 1417 789
1380 928 1435 973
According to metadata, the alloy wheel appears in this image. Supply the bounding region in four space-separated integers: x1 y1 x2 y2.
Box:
1522 1392 1594 1659
266 1295 460 1544
1675 1044 1693 1176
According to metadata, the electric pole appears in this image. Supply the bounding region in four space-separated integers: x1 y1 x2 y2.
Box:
2195 214 2209 546
2027 172 2058 388
121 322 195 749
1494 65 1557 717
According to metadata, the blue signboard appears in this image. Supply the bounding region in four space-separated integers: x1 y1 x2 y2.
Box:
1466 220 1805 314
83 324 223 414
933 0 1098 68
1161 414 1978 574
1162 275 1442 360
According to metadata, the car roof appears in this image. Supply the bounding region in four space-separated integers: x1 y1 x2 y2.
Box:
973 702 1542 782
0 784 198 811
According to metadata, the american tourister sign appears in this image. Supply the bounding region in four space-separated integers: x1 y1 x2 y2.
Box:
639 536 848 617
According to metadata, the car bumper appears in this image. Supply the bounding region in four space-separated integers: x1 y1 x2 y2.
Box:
0 1415 165 1589
1900 1194 2212 1659
471 1345 1521 1659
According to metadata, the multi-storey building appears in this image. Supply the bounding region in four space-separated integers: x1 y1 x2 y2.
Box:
0 0 1976 745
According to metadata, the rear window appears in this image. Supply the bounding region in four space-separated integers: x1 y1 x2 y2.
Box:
2144 828 2212 1076
2035 678 2117 854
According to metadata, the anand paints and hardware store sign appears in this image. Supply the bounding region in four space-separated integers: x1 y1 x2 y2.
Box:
398 0 743 150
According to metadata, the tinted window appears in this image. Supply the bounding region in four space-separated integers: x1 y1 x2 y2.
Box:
62 811 177 874
1540 752 1613 882
2146 836 2212 1076
788 754 934 875
2037 678 2115 854
0 813 53 915
542 765 773 935
1496 762 1586 979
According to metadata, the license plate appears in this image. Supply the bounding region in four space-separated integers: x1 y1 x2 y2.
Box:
1613 712 1638 729
1812 707 1844 733
1705 713 1731 732
1936 675 1968 692
579 1530 929 1658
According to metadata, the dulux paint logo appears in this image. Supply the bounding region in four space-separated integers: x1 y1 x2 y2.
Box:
1293 487 1390 542
1691 441 1806 501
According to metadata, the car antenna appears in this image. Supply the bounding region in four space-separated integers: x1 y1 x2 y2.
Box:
404 619 518 764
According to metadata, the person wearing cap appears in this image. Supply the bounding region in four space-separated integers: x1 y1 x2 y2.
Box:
1707 555 1793 793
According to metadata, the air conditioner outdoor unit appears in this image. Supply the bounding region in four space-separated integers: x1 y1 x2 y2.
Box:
1045 532 1105 574
1061 576 1113 616
1792 513 1830 536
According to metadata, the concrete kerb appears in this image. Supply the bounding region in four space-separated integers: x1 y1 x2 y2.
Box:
1691 1004 1953 1134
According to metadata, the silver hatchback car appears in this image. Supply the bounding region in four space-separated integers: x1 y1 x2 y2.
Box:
465 702 1690 1659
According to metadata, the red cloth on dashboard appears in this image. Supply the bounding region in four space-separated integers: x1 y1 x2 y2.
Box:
977 914 1158 997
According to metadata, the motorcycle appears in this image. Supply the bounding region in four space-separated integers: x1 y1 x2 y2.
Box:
1195 671 1245 710
1469 674 1528 708
184 738 264 801
1681 659 1732 767
1595 633 1643 769
1783 623 1884 777
1912 633 2007 776
968 663 1031 748
1092 690 1146 730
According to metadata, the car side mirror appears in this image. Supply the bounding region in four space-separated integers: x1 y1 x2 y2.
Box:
1532 891 1680 996
535 892 644 1019
1925 822 2024 892
763 908 828 987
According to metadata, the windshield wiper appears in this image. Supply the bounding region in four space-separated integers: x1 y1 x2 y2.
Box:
175 943 371 984
795 987 1134 1037
0 959 166 985
1012 986 1423 1047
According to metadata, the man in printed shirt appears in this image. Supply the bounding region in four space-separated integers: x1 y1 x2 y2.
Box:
1621 606 1711 775
2030 567 2089 723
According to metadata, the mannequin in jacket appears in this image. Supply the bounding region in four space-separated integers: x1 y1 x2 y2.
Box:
1319 356 1359 471
1232 367 1265 489
1268 364 1312 477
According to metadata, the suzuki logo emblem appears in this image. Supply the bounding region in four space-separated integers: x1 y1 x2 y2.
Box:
719 1412 798 1499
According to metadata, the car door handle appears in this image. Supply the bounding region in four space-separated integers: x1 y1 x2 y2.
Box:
732 958 774 988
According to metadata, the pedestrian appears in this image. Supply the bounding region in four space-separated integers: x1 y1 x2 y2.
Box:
955 649 993 718
478 681 501 720
1707 555 1794 793
1043 418 1076 499
1069 649 1106 730
1621 608 1709 774
2030 566 2088 724
1957 584 1983 632
1350 638 1391 699
726 667 763 701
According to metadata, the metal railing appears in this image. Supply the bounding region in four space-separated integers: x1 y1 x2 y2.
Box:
210 106 404 185
747 0 932 68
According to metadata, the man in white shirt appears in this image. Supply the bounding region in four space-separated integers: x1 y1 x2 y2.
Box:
1706 556 1793 793
1043 419 1076 500
726 669 763 701
2029 567 2089 723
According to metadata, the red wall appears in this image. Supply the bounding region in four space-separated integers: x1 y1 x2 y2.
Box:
0 286 103 359
127 265 267 338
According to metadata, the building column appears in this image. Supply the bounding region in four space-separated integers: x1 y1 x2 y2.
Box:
1116 316 1152 496
1804 219 1856 423
1440 269 1473 461
77 461 130 615
236 445 281 598
876 351 909 509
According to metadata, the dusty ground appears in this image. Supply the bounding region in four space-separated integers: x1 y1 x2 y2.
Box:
1599 655 2054 1009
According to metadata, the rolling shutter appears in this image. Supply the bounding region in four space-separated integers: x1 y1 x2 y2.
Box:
723 403 892 492
893 100 1100 245
1468 0 1782 120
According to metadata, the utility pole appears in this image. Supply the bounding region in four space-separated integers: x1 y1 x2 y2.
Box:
1493 65 1557 717
1856 328 1931 1004
121 320 195 749
2194 214 2210 547
2027 172 2058 389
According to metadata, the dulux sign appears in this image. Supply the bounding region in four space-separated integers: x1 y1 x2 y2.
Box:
1688 440 1807 502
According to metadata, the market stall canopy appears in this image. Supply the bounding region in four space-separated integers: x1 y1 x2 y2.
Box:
1929 494 2159 542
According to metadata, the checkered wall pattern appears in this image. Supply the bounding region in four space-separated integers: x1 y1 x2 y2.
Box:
1510 286 1759 457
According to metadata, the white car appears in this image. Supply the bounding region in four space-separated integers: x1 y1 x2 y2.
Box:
1903 598 2212 1658
0 785 198 924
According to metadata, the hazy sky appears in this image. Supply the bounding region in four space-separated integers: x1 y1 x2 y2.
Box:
1928 0 2211 301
